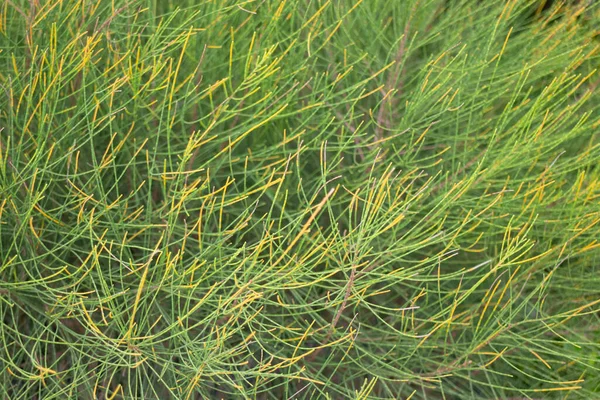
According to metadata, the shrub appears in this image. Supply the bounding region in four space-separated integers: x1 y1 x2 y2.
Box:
1 0 599 398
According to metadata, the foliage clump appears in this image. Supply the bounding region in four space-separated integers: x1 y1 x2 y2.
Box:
1 0 599 398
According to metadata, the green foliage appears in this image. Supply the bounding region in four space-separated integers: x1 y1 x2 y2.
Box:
1 0 599 398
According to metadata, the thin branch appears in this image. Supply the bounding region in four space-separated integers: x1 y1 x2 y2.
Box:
374 1 419 142
6 0 27 19
94 1 136 34
306 266 356 362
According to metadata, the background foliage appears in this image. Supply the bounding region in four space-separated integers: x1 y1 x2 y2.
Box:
1 0 599 398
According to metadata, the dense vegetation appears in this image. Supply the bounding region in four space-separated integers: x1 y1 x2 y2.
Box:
1 0 599 398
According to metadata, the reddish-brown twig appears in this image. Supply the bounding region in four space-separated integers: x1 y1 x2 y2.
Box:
306 266 356 361
374 1 420 142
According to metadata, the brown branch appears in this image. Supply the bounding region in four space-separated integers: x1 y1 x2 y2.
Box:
306 266 356 362
355 261 377 280
374 32 408 141
332 267 355 329
93 1 135 35
418 359 473 379
6 0 27 19
574 73 600 103
305 81 365 162
430 146 487 195
374 1 420 142
185 45 208 185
